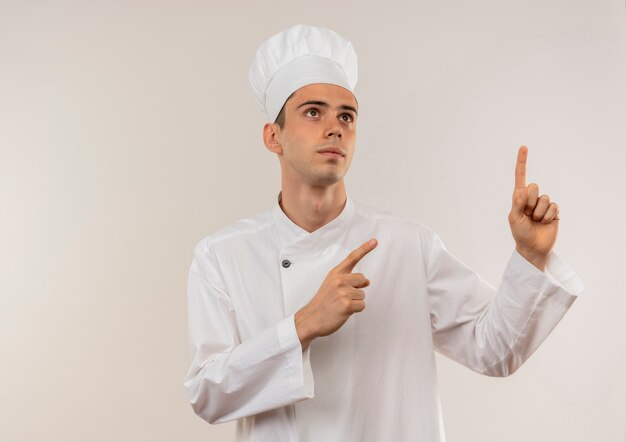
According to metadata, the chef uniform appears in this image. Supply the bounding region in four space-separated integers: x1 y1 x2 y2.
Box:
184 24 584 442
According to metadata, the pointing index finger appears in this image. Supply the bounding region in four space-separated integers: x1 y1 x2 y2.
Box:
515 146 528 190
335 239 378 273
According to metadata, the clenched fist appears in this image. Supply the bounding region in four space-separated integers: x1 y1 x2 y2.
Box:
295 238 378 349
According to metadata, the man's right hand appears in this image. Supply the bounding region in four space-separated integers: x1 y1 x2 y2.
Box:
294 238 378 349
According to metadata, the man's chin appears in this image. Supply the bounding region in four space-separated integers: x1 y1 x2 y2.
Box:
309 174 346 187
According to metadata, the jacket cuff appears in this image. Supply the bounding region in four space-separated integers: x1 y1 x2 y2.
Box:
509 249 585 298
276 314 315 399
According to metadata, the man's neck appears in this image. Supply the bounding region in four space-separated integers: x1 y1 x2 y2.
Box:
279 182 347 233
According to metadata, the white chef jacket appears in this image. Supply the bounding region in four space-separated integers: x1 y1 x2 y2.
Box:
184 192 584 442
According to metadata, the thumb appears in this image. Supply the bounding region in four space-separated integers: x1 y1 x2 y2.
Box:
511 187 528 218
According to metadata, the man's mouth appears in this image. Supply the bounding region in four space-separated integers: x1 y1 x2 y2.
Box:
318 147 345 157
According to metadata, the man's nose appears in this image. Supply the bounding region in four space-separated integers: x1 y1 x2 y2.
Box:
325 125 342 139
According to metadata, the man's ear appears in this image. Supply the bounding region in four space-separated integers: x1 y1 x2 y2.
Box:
263 122 283 155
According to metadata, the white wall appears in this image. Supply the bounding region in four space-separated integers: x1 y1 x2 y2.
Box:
1 0 625 440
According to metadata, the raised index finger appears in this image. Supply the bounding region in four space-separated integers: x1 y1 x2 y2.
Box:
515 145 528 190
335 239 378 274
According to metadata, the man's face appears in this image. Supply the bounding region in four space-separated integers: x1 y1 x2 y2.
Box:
272 83 358 188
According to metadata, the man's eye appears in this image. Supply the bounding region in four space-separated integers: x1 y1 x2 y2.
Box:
305 109 318 117
341 114 354 122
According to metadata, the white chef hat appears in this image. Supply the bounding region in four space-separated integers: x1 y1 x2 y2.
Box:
249 24 358 122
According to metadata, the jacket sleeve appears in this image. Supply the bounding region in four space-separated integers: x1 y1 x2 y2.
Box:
423 229 584 376
183 240 314 424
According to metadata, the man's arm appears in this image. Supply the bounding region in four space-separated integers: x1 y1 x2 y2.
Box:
425 146 583 375
424 228 583 376
183 241 314 424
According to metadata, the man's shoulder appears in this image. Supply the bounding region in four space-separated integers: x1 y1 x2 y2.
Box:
194 208 274 255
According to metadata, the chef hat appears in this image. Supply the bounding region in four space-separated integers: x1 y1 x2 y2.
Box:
249 24 358 122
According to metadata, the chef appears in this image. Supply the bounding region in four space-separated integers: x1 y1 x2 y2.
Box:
184 24 584 441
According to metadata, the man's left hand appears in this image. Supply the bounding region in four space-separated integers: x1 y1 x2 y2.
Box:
508 146 559 271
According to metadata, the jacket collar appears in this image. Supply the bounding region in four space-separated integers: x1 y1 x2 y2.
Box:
272 190 355 251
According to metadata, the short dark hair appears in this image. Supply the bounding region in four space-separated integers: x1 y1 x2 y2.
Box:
274 105 286 129
273 91 297 130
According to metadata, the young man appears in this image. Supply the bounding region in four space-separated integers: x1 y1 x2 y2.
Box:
184 24 584 441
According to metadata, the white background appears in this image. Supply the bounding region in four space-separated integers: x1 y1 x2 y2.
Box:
1 0 625 440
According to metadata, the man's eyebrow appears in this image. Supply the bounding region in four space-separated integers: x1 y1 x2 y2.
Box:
296 100 358 116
